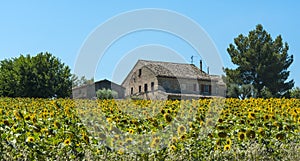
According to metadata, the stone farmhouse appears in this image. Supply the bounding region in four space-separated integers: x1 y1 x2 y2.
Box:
121 60 226 100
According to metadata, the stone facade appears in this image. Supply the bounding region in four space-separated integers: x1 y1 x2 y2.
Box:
72 84 95 99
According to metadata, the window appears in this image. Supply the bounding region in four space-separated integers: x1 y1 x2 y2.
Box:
151 82 154 91
144 84 148 92
138 69 142 77
193 84 197 91
139 85 142 93
201 84 211 94
131 87 133 95
204 85 209 93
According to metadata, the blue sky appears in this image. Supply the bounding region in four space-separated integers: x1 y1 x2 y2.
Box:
0 1 299 87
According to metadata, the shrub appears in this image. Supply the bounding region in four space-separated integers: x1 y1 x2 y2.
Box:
96 88 118 99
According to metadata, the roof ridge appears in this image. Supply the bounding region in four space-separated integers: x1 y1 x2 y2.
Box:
138 59 193 65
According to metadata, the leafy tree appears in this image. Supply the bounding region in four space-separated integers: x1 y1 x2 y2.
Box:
227 84 256 99
225 24 294 98
290 87 300 98
71 75 94 88
96 88 118 99
0 52 72 98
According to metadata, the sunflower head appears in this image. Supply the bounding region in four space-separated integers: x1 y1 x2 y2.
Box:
226 138 232 145
180 134 186 140
238 132 246 141
177 125 186 135
224 144 231 151
128 129 135 134
171 136 178 143
164 113 172 123
264 114 269 121
169 145 177 151
24 115 31 121
64 139 71 146
26 136 35 142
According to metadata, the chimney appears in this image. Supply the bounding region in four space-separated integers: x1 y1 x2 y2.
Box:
207 66 209 74
200 60 202 72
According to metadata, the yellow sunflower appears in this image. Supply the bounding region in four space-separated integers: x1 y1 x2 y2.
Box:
238 132 246 141
177 125 186 135
169 145 177 151
24 115 31 121
128 129 135 134
171 136 178 143
163 113 172 123
26 136 35 142
64 139 71 146
226 138 232 145
263 114 269 121
224 144 231 151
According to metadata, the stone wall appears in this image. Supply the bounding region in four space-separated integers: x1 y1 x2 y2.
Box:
72 84 95 99
122 65 158 97
157 76 213 95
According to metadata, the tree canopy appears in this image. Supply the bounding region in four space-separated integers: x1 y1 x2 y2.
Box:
290 87 300 98
71 75 94 88
225 24 294 98
0 52 72 98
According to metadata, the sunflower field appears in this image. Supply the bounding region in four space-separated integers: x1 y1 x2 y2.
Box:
0 97 299 160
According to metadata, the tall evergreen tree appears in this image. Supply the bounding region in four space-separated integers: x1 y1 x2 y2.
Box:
225 24 294 98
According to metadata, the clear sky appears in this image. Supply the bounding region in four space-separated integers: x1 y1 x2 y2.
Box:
0 1 299 87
